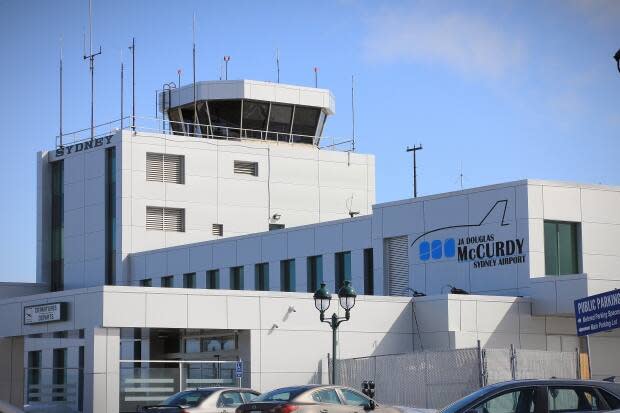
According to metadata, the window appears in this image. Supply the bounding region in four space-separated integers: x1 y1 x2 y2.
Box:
218 391 244 407
105 147 116 285
78 346 84 411
241 392 259 402
599 389 620 409
183 273 196 288
234 160 258 176
53 348 67 401
163 390 211 408
291 106 321 143
27 351 41 403
269 223 285 231
364 248 374 295
51 160 64 292
206 270 219 289
384 236 409 296
255 263 269 291
268 103 293 139
161 276 174 288
280 259 296 292
208 100 242 137
307 255 323 293
230 266 244 290
471 388 537 413
545 221 579 275
146 206 185 232
312 389 342 404
139 278 152 287
335 251 351 291
242 100 270 133
548 387 606 413
212 223 223 237
146 152 185 184
341 389 370 406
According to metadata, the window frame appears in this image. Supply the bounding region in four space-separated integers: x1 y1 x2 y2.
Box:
544 385 613 413
312 388 343 405
455 385 547 413
544 220 580 276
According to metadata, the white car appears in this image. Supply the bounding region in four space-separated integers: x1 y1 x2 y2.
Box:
141 387 260 413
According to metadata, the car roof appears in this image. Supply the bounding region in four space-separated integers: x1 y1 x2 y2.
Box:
487 379 620 390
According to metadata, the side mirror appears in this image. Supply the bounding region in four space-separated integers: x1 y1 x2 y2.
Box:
364 400 376 411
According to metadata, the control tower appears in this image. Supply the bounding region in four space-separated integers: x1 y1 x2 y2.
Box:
37 79 375 289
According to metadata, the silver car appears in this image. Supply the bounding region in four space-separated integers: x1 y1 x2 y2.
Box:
141 387 260 413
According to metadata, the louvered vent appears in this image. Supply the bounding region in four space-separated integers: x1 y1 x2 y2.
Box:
146 206 185 232
234 160 258 176
146 152 185 184
384 236 409 296
212 224 223 236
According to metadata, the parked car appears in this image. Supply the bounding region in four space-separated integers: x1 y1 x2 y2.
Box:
235 385 401 413
141 387 260 413
440 379 620 413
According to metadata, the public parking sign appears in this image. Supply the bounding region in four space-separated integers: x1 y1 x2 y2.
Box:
235 361 243 378
574 289 620 336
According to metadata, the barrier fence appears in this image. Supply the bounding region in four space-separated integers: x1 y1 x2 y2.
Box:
334 345 580 409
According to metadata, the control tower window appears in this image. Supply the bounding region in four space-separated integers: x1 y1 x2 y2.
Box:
242 100 269 139
268 104 293 141
292 106 321 144
208 100 241 138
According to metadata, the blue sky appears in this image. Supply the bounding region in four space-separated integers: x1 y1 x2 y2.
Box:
1 0 619 282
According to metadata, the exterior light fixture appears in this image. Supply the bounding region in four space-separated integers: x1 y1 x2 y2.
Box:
615 49 620 74
313 281 357 384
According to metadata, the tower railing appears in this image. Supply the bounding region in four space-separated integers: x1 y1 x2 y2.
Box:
55 116 354 152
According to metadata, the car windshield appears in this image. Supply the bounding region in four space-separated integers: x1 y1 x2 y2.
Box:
162 390 212 407
440 386 499 413
255 388 306 402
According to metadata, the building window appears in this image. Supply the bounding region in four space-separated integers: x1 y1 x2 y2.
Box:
280 259 296 292
183 273 196 288
212 223 223 237
52 348 67 401
139 278 152 287
545 221 580 275
51 160 64 292
364 248 374 295
27 351 41 403
307 255 323 293
335 251 351 291
146 152 185 184
234 160 258 176
78 346 84 411
206 270 219 289
269 223 285 231
255 263 269 291
230 266 244 290
146 206 185 232
161 276 174 288
105 147 116 285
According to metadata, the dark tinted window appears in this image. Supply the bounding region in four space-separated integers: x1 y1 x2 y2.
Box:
164 390 211 407
268 104 293 135
292 106 320 142
209 100 241 137
243 100 269 135
548 387 607 412
599 388 620 409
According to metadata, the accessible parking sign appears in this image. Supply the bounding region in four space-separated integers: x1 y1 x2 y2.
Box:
574 289 620 336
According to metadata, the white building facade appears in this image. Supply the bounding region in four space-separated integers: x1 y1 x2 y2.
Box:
1 80 619 413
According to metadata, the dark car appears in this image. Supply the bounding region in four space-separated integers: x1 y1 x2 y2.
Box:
440 379 620 413
141 387 260 413
235 385 401 413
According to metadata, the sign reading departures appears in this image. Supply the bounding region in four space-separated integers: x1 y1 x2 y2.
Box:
23 302 67 325
574 289 620 336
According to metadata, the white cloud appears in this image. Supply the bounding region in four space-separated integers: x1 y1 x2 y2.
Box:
363 8 526 79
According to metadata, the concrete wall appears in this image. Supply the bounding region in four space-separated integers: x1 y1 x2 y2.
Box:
0 283 48 300
0 336 23 408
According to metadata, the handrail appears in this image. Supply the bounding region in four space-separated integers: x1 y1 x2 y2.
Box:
55 115 354 151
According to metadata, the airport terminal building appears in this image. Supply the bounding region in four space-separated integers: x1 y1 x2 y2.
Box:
1 80 619 413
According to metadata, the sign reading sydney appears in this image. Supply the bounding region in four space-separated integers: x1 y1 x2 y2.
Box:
574 289 620 336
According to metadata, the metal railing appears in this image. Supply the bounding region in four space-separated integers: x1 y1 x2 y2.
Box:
56 116 354 152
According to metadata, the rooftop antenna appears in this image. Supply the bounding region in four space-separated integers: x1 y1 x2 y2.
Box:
177 68 182 88
59 36 63 146
406 144 423 197
276 48 280 83
459 161 464 189
313 67 319 88
120 49 124 130
224 56 231 80
346 194 360 218
351 74 355 152
192 12 197 124
83 0 102 141
128 37 135 132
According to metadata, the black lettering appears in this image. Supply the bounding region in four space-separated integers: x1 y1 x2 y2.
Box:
84 140 93 150
66 145 73 154
485 243 494 258
75 143 84 152
55 147 64 157
476 243 485 259
496 241 505 257
506 240 515 255
94 138 103 147
105 136 113 145
458 246 468 261
516 238 524 254
468 248 476 260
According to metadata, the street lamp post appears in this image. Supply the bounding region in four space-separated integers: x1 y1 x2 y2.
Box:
313 281 357 385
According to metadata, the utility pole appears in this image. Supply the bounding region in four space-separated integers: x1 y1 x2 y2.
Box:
406 145 423 197
224 56 231 80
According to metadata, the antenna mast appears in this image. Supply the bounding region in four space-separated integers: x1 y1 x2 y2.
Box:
313 67 318 88
406 144 423 197
276 48 280 83
351 75 355 152
59 36 63 146
128 37 135 131
120 50 124 130
83 0 102 141
192 13 197 124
